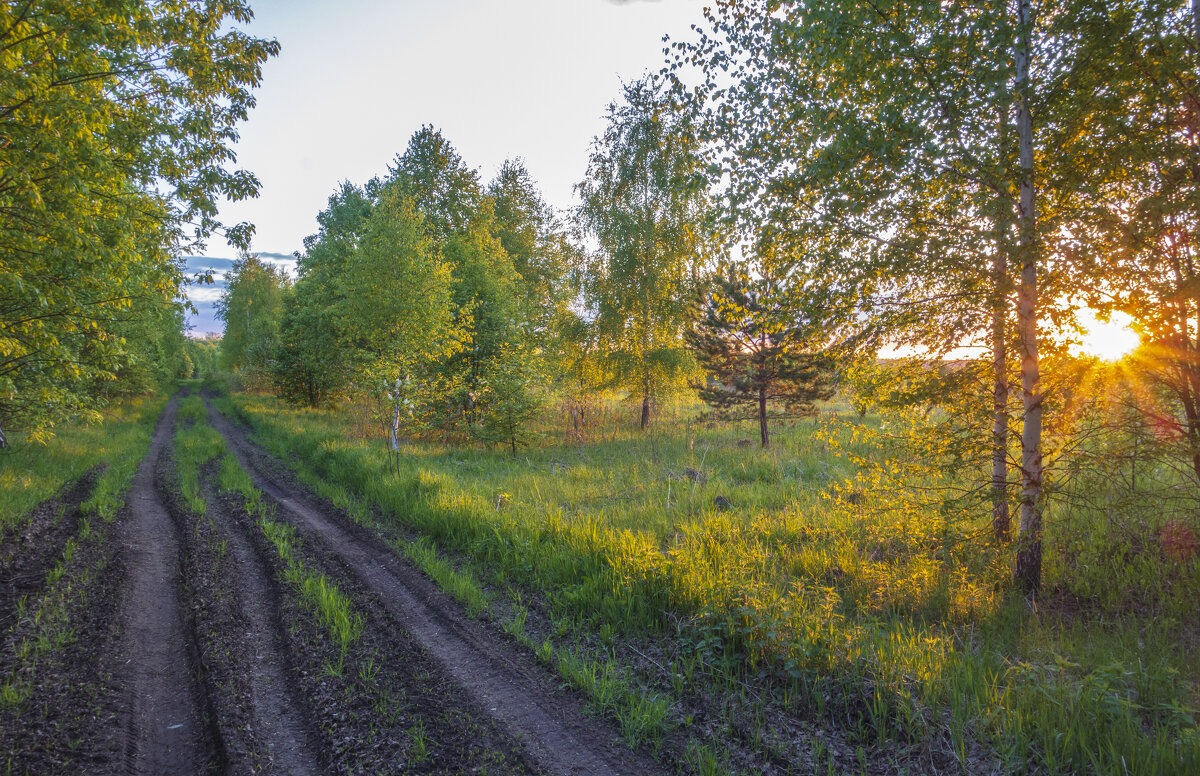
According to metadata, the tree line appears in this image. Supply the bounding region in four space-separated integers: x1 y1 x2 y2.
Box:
221 81 839 458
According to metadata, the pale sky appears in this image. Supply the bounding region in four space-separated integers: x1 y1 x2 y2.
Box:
186 0 707 333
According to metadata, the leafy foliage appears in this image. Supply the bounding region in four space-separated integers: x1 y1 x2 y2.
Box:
0 0 277 439
577 75 716 428
217 254 291 386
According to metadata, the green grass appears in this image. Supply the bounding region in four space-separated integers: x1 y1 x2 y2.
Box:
173 395 227 515
0 393 167 530
257 513 363 672
221 390 1200 774
399 536 490 618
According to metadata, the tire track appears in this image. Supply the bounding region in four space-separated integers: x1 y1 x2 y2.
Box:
200 481 320 776
115 395 212 776
205 398 665 776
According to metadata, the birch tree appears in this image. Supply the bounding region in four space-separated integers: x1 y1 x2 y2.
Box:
669 0 1086 593
577 75 715 429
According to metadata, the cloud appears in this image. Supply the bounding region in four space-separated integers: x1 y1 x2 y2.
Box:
183 252 296 279
256 251 298 262
187 286 226 303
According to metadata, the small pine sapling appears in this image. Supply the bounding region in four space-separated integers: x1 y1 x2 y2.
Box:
687 265 834 448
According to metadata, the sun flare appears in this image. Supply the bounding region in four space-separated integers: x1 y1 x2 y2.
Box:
1073 309 1140 362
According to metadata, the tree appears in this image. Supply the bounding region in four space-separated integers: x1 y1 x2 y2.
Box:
337 187 461 467
0 0 277 442
271 182 374 406
487 159 583 345
386 126 483 242
1066 1 1200 485
688 264 834 448
669 0 1092 593
577 75 715 429
185 337 220 380
439 211 526 435
217 254 291 386
476 344 543 456
271 292 344 407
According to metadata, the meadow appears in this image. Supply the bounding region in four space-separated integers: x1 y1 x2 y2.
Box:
0 394 168 532
221 388 1200 775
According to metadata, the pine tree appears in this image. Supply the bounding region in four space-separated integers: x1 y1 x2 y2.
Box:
688 265 834 449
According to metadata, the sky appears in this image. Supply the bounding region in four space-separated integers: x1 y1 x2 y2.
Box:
185 0 708 335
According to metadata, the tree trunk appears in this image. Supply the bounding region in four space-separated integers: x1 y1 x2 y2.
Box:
640 376 651 429
1188 0 1200 484
992 104 1012 542
1012 0 1043 596
992 246 1010 541
758 385 769 449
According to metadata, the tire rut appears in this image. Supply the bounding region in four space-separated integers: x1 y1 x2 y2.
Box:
204 398 666 776
0 467 99 634
201 481 320 776
115 395 212 776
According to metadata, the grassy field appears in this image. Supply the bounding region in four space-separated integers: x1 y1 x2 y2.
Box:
0 393 168 532
219 389 1198 774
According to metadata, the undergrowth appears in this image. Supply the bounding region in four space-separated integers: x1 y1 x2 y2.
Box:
221 390 1200 774
0 393 167 531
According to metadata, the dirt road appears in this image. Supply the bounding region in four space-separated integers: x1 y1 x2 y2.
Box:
114 395 212 775
204 397 664 776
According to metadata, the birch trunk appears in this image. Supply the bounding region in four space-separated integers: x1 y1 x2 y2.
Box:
992 103 1012 541
992 237 1011 541
1012 0 1043 595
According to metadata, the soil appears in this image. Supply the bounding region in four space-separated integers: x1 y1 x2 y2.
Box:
0 467 99 634
113 394 217 774
204 396 666 776
0 470 127 775
234 484 536 775
1 391 677 774
162 455 320 776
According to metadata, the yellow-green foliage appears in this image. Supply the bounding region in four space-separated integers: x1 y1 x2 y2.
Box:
0 394 166 531
228 392 1199 775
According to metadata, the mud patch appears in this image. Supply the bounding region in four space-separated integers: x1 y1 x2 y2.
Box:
166 454 321 776
114 396 215 775
245 490 535 775
0 501 127 774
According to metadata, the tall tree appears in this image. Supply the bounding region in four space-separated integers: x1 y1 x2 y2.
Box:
217 254 291 386
1066 1 1200 485
669 0 1097 592
386 126 483 241
1011 0 1044 595
272 183 373 406
440 209 526 434
0 0 277 442
337 187 461 466
577 75 715 428
487 159 582 346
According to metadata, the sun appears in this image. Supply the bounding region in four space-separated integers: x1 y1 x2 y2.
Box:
1072 309 1140 361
